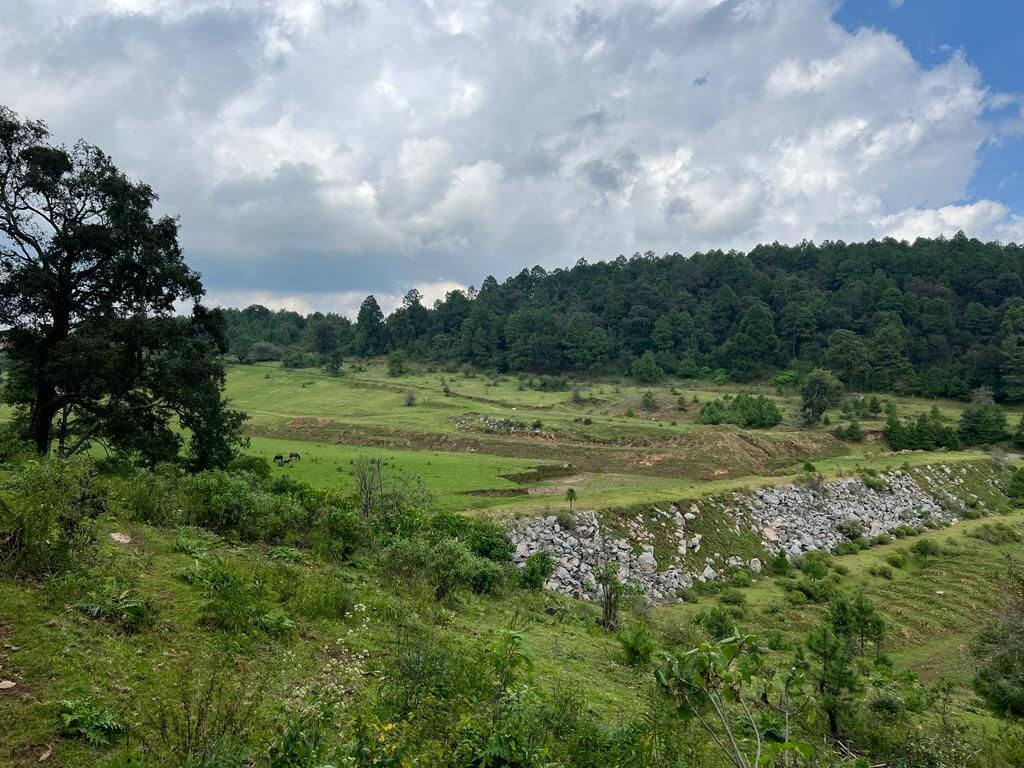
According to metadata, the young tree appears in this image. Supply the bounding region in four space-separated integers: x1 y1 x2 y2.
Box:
0 106 244 465
565 488 577 513
800 369 844 426
632 350 664 384
805 621 859 740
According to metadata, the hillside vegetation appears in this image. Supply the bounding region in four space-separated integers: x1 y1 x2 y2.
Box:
223 235 1024 403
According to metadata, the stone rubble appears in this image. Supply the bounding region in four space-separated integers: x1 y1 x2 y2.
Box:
508 465 984 602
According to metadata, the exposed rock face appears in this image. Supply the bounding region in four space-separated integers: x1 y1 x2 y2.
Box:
508 464 990 602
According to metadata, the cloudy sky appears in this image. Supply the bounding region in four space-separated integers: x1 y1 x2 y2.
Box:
2 0 1022 316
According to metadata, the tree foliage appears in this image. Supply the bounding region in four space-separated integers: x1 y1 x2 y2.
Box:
0 106 244 466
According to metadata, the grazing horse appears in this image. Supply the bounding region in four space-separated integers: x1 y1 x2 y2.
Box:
289 452 301 461
273 454 284 465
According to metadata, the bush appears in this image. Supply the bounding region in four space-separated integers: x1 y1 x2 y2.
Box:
73 579 157 633
105 468 180 526
60 698 126 746
190 559 294 637
785 589 808 606
520 551 556 590
698 604 737 640
281 350 319 369
178 471 254 535
404 391 416 407
228 455 272 480
388 350 408 377
885 552 909 569
695 393 783 428
836 518 866 541
641 391 657 410
968 522 1023 545
718 588 746 606
310 505 369 562
910 538 942 559
869 565 894 580
618 624 656 667
381 536 503 600
795 550 832 579
0 459 100 577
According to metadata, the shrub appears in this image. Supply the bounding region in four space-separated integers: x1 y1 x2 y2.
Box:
698 604 736 640
618 624 656 667
869 565 894 580
310 505 368 562
718 588 746 606
520 551 556 590
885 552 909 569
387 350 408 377
106 469 180 526
381 536 502 600
968 522 1023 545
228 455 272 480
836 518 866 541
785 589 808 606
641 391 657 410
73 579 157 633
910 538 942 559
404 392 416 407
767 550 792 577
281 350 319 369
0 459 100 577
60 698 126 745
191 559 294 637
834 541 860 556
695 393 782 428
796 550 832 579
178 471 254 535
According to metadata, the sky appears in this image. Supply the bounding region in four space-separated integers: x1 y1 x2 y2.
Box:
1 0 1022 317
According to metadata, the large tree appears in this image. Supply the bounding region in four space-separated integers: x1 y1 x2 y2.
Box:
0 106 244 466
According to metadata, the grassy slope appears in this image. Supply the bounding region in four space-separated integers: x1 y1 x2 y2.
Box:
227 361 1006 517
3 503 1022 765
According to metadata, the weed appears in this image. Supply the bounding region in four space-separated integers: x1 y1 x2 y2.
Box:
618 623 656 667
73 579 157 633
60 698 126 746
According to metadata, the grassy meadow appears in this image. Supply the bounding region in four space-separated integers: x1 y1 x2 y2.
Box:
226 360 1007 517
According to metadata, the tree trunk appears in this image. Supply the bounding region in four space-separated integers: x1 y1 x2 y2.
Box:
30 381 57 456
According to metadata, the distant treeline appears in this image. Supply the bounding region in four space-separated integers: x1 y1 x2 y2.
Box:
222 233 1024 402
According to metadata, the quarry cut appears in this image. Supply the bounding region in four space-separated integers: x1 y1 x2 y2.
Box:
509 463 999 601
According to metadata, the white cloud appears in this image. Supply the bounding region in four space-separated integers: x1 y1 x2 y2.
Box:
0 0 1020 308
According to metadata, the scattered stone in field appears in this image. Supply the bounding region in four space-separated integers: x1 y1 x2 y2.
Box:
110 532 132 545
0 680 16 690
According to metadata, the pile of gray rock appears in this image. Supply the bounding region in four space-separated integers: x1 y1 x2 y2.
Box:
745 470 956 557
508 465 974 602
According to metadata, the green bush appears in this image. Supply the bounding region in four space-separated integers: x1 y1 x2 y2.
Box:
310 505 369 562
885 552 909 569
178 471 254 535
910 538 942 559
381 536 503 600
968 522 1023 545
520 551 556 590
698 604 736 640
228 455 272 479
0 459 100 577
869 565 894 580
718 588 746 606
60 698 126 745
785 589 808 606
191 559 294 637
617 624 656 667
695 393 782 428
106 469 180 526
795 550 832 579
73 579 157 633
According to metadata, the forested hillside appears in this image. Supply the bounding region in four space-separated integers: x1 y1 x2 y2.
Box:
223 234 1024 401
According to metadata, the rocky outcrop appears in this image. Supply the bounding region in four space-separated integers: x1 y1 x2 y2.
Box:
508 463 997 602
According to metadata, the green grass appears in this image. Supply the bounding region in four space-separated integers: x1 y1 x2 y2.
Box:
246 435 544 513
